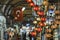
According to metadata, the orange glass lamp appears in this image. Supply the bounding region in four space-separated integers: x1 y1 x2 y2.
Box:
55 10 60 14
29 2 35 7
33 21 37 24
33 6 39 11
26 0 32 3
37 11 44 16
39 22 45 27
41 17 46 22
46 29 52 33
34 27 38 31
51 24 57 29
45 33 52 38
37 28 42 32
43 1 48 6
30 31 36 37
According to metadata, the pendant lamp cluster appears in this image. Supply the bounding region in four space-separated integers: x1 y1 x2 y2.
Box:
26 0 58 39
26 0 40 11
26 0 47 37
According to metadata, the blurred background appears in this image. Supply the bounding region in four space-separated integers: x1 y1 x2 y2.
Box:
0 0 59 40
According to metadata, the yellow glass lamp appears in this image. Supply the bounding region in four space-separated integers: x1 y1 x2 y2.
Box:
43 1 49 6
30 31 37 37
38 22 46 27
29 2 35 7
36 18 40 21
33 21 37 24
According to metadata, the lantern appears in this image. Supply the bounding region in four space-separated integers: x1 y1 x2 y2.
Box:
55 10 60 14
30 31 36 37
33 6 39 11
43 1 48 6
39 22 45 27
36 17 40 21
46 29 52 33
29 2 35 7
34 27 38 31
26 0 32 3
37 28 42 32
55 20 60 24
33 21 37 24
41 17 46 22
51 24 57 29
37 11 44 16
45 34 52 38
49 5 55 10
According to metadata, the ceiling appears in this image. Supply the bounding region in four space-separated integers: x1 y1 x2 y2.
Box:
0 0 59 17
0 0 21 4
0 0 32 16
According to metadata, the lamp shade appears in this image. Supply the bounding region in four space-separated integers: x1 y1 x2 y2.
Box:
34 28 38 31
29 2 35 7
26 0 32 3
30 31 36 37
36 18 40 21
33 6 39 11
37 11 44 16
41 17 46 22
33 21 37 24
45 33 52 38
43 1 48 6
46 29 52 33
39 22 45 27
37 28 42 32
51 24 57 29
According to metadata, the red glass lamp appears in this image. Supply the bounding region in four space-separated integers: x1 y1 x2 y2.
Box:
39 22 45 27
26 0 32 3
30 31 36 37
29 2 35 7
33 6 39 11
37 11 44 16
41 17 46 22
37 28 42 32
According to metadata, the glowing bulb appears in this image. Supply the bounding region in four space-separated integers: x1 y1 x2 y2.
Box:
22 7 25 11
